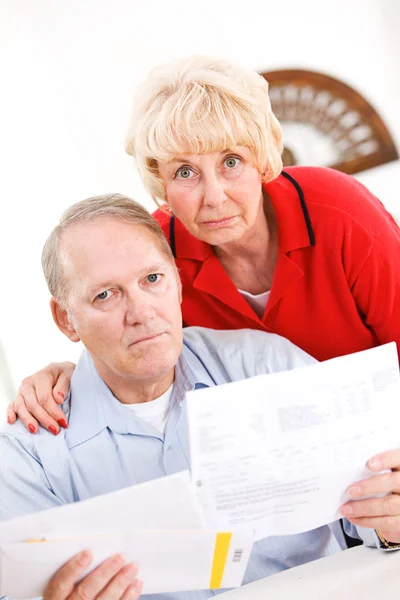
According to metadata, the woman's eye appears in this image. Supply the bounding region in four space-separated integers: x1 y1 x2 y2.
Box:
175 166 194 179
96 290 112 301
224 156 241 169
147 273 161 284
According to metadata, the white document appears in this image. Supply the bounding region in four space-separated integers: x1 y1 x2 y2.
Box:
187 342 400 540
0 530 253 597
0 471 206 543
0 471 254 597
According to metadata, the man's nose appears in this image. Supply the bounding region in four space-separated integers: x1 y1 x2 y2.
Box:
125 292 156 325
202 174 227 207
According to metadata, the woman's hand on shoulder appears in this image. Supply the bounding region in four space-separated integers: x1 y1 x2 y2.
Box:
7 361 76 435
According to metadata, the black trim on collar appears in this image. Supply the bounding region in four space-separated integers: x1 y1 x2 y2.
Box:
169 214 177 258
281 170 316 247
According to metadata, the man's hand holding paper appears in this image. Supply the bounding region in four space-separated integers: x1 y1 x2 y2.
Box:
42 551 141 600
0 472 253 597
342 448 400 544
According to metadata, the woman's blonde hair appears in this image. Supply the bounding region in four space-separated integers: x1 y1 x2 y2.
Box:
125 55 283 206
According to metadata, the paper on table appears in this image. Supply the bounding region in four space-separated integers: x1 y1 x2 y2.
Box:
187 342 400 540
0 471 207 544
0 530 254 597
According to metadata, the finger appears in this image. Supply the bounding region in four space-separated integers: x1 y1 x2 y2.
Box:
96 564 139 600
52 372 72 408
379 529 400 544
19 392 60 435
30 373 59 407
347 470 400 498
43 550 92 600
31 391 67 426
367 448 400 472
51 362 75 404
121 579 143 600
37 395 67 427
11 396 39 433
342 494 400 519
6 403 17 424
69 554 127 600
344 514 400 534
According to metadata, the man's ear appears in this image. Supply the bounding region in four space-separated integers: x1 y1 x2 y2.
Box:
50 298 80 343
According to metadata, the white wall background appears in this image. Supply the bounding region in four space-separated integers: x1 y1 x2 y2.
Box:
0 0 399 410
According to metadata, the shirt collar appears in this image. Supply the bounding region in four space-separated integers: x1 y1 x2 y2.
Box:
172 168 312 260
64 349 209 448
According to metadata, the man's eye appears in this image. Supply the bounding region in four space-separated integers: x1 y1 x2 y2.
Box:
175 166 194 179
224 156 241 169
96 290 111 301
147 273 161 284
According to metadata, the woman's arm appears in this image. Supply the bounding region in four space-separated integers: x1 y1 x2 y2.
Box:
7 362 76 434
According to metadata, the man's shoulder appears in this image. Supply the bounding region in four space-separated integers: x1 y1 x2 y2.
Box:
0 419 34 444
0 420 55 457
0 421 43 475
183 326 285 349
182 327 316 380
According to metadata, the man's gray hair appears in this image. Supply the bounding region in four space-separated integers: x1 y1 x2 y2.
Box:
42 193 174 306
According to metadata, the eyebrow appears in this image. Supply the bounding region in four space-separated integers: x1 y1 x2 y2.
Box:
167 149 233 165
167 156 193 165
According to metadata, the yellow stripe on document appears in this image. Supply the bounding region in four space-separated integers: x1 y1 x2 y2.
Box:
209 532 232 589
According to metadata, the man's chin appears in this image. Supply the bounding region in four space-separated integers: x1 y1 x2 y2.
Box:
122 349 179 381
123 363 175 381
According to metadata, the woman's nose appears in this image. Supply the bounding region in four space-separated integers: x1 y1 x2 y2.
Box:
202 175 226 207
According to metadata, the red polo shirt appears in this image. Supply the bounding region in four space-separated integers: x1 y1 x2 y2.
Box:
153 166 400 362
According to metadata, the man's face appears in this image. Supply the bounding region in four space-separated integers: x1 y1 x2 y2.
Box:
57 218 183 386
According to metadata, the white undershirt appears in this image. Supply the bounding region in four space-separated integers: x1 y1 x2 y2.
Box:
124 384 174 435
238 289 271 319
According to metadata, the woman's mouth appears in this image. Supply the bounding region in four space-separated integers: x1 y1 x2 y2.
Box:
200 216 237 229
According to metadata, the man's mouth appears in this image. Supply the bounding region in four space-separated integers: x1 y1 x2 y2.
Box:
129 333 165 346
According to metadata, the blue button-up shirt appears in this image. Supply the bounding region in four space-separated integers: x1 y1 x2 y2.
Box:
0 327 380 599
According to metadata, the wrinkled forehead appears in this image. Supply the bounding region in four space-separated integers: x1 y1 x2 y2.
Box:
58 218 174 290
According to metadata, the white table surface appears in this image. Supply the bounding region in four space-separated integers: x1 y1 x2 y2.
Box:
220 545 400 599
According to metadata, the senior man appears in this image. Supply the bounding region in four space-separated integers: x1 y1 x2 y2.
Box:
1 194 400 600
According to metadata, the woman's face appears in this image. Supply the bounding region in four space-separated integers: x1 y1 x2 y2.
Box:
157 147 265 246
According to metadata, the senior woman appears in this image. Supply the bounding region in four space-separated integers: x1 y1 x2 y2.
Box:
7 54 400 433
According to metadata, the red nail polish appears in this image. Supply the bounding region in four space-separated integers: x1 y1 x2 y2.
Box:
58 419 68 429
58 392 65 400
28 424 36 434
7 415 12 424
49 425 58 435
